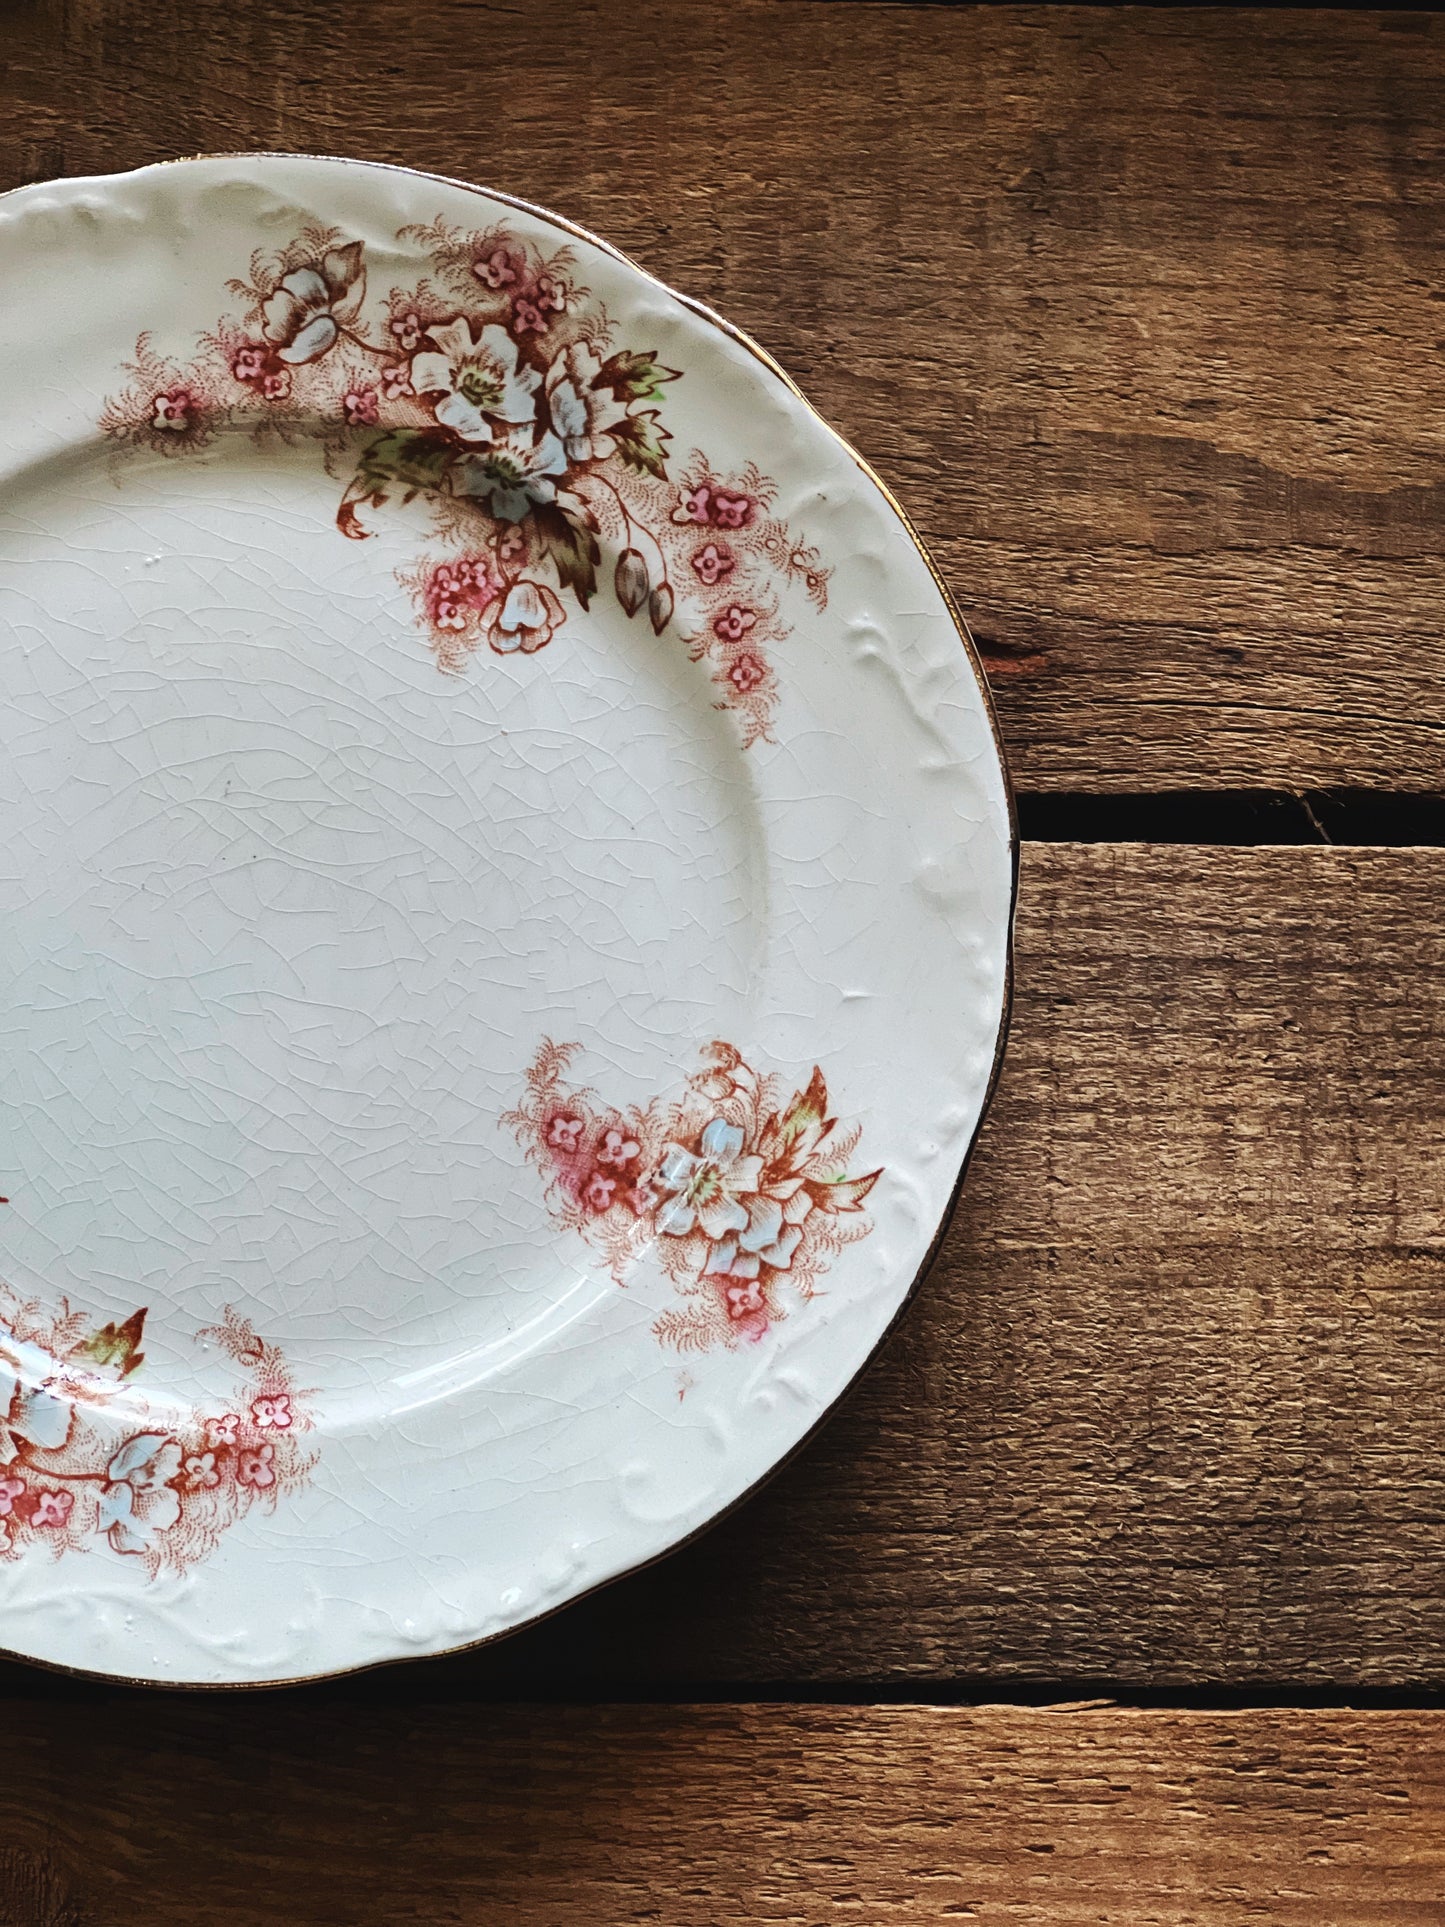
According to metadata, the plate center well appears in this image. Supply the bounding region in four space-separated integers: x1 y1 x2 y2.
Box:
0 436 764 1415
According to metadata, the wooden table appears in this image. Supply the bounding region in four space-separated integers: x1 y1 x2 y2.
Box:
2 4 1442 1919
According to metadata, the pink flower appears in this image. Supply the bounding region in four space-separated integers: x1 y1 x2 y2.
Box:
627 1180 659 1216
380 362 413 400
532 271 567 314
728 652 766 693
582 1171 618 1214
547 1114 585 1154
31 1489 73 1529
713 605 758 644
0 1476 25 1518
701 1271 771 1341
496 526 526 564
207 1413 241 1446
432 595 466 633
597 1126 640 1168
725 1279 766 1320
251 1394 292 1432
473 245 520 290
183 1451 221 1490
485 578 565 656
151 387 195 433
675 484 712 525
260 369 291 401
343 385 380 427
511 295 547 335
390 310 424 352
691 542 735 585
237 1444 275 1490
712 491 754 529
232 344 269 382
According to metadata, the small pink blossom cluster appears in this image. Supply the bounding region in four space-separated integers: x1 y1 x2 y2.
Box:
542 1107 654 1219
424 555 499 634
673 483 755 530
186 1392 294 1492
0 1475 72 1530
516 1043 883 1353
230 342 293 401
707 604 766 694
471 245 570 336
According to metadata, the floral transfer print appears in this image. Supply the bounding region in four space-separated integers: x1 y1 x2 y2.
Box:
0 1281 313 1576
99 218 829 745
506 1041 882 1352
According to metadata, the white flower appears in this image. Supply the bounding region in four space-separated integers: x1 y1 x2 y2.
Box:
485 579 565 655
544 342 628 464
705 1197 807 1281
260 242 365 365
98 1432 182 1556
654 1117 764 1241
456 426 569 522
410 318 540 445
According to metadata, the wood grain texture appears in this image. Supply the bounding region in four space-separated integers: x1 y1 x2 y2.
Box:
0 1850 79 1927
3 842 1436 1696
3 2 1444 788
1 1702 1443 1924
425 843 1440 1690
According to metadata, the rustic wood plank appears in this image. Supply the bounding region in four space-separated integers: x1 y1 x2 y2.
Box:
2 1702 1444 1923
0 1850 79 1927
399 843 1438 1691
3 2 1444 788
2 843 1436 1696
393 840 1438 1688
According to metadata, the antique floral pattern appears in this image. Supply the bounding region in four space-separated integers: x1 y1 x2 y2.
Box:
0 1281 314 1576
99 217 829 744
506 1041 882 1352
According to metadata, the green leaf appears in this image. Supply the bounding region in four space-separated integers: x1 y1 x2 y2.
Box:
611 410 672 480
337 429 455 537
77 1307 148 1378
592 350 680 402
532 500 601 608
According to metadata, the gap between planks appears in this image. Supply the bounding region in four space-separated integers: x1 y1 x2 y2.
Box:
2 2 1444 787
1 842 1438 1701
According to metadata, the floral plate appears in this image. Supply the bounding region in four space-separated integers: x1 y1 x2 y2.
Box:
0 155 1014 1686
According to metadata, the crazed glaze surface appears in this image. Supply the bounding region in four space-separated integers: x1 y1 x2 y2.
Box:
0 155 1012 1686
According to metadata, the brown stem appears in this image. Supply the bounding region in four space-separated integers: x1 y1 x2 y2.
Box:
336 326 394 360
585 475 672 591
21 1466 111 1483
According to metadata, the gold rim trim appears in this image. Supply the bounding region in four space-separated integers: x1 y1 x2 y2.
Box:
0 151 1019 1694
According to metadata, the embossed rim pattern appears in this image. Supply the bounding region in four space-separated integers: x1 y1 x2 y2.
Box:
0 154 1017 1688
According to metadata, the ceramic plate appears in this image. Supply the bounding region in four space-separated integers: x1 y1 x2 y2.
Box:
0 154 1013 1686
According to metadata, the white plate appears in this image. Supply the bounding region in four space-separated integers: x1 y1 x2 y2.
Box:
0 154 1013 1686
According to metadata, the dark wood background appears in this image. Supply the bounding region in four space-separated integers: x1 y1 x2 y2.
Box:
1 3 1442 1920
